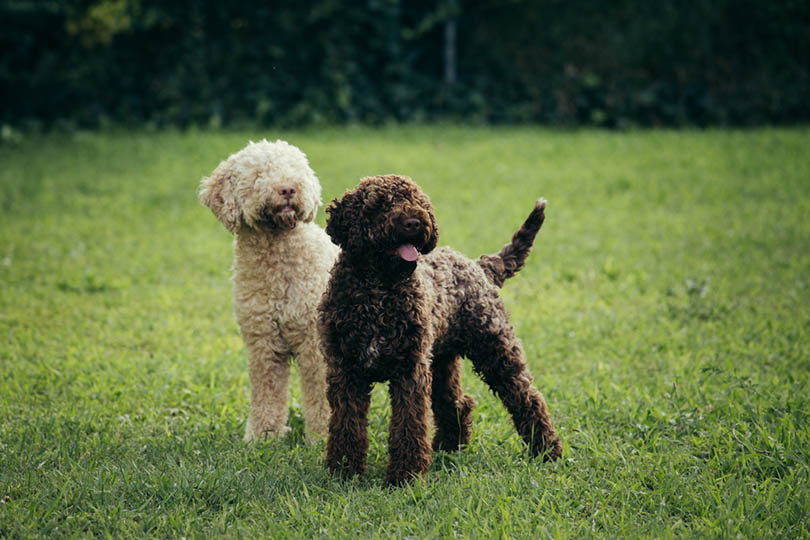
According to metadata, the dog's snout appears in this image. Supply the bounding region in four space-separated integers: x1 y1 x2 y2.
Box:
400 218 422 238
402 218 421 235
277 185 296 199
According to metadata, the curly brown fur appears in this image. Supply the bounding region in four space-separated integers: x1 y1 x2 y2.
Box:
319 174 562 486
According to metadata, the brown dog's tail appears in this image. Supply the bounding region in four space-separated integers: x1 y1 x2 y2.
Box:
477 198 547 288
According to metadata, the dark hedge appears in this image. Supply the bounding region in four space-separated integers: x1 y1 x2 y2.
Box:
2 0 809 128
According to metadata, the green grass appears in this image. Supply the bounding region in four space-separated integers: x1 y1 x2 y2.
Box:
1 126 809 538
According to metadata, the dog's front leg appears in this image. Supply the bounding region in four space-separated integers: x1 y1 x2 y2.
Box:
326 368 372 479
385 358 433 486
294 337 331 443
244 344 291 442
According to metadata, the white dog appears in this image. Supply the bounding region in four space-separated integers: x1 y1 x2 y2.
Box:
199 140 338 442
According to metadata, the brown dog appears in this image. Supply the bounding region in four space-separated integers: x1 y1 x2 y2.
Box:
319 175 562 485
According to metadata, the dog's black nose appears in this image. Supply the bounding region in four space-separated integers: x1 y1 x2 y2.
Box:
277 185 296 199
402 218 421 235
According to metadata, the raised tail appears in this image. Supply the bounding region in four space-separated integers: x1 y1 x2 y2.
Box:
477 198 547 287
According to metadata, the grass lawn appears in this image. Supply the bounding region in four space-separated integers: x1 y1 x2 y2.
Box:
1 126 809 538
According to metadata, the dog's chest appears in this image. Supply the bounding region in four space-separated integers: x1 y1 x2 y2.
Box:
331 283 428 378
232 229 332 328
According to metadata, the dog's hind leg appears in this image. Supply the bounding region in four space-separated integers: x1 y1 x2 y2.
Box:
243 336 291 442
386 358 434 485
294 337 330 443
467 325 562 461
431 353 475 452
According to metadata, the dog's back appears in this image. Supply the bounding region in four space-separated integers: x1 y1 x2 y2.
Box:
419 247 503 349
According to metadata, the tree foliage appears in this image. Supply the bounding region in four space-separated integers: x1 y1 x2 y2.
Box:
2 0 808 128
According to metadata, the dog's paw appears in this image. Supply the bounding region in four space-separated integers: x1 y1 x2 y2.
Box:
539 436 563 462
244 425 291 443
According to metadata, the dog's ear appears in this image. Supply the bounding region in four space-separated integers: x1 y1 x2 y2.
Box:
411 186 439 254
199 160 241 234
326 187 367 251
300 173 323 223
422 209 439 254
325 194 351 248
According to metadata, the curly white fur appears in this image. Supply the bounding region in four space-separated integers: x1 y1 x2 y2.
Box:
199 140 338 442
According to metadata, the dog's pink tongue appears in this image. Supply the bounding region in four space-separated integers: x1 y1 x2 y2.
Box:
396 244 419 262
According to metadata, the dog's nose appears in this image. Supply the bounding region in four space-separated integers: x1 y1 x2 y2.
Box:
277 185 296 199
402 218 421 235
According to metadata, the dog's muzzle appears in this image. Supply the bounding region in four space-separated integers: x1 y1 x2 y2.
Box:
255 203 299 230
392 216 429 262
